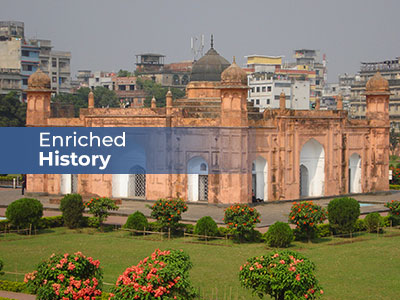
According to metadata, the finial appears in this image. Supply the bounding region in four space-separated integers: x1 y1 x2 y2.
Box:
233 56 236 64
211 34 214 49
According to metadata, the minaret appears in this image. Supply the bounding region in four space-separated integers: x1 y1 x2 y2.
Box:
365 72 390 122
151 96 157 108
26 68 51 126
166 88 172 115
336 94 343 110
315 96 320 110
280 92 286 110
88 90 94 108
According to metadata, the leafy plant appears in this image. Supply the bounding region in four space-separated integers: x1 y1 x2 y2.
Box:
24 252 103 300
84 197 118 229
194 216 218 237
384 200 400 225
265 222 293 248
316 223 331 238
124 211 148 231
5 198 43 229
239 250 323 300
328 197 360 235
224 204 260 242
364 212 382 233
288 201 326 241
60 194 84 229
149 198 188 231
110 249 197 300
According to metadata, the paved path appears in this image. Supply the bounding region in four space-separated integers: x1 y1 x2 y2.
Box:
0 188 398 227
0 291 35 300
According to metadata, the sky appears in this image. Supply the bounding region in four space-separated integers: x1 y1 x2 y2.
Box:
2 0 400 83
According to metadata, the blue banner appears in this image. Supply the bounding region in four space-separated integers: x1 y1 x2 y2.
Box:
0 127 256 174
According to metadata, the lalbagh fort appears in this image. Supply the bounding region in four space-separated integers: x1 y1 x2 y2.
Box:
25 45 390 204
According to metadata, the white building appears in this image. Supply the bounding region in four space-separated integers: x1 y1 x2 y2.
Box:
88 71 114 90
248 73 310 111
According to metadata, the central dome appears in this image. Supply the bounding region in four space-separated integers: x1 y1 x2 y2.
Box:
190 47 230 82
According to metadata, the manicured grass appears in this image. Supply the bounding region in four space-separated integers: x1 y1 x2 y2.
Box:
0 228 400 299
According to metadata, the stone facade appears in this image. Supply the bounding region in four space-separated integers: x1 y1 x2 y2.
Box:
26 50 390 204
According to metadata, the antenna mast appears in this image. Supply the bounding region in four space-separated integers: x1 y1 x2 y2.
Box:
191 34 204 62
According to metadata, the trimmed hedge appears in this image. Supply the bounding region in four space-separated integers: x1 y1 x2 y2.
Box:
124 211 148 231
389 184 400 190
364 212 382 233
60 194 84 229
5 198 43 228
264 221 293 248
194 216 219 237
0 175 22 182
328 197 360 235
0 280 28 293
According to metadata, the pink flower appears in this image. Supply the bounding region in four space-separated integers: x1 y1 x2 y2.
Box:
320 290 324 294
296 274 301 281
57 274 65 282
68 262 76 271
279 260 285 264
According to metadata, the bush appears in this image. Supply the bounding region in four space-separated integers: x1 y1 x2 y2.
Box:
265 222 293 248
84 197 118 229
239 250 323 300
24 252 103 300
328 197 360 235
110 249 197 300
389 184 400 190
218 226 231 237
224 204 260 242
382 215 391 227
288 201 327 241
354 219 366 232
384 200 400 226
0 280 28 293
149 198 188 231
124 211 148 231
364 212 382 233
60 194 84 229
194 216 218 237
316 223 331 238
0 259 3 276
6 198 43 229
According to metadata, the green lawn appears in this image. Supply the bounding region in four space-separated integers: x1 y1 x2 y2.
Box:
0 228 399 300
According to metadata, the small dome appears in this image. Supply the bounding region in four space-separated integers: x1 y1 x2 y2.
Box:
366 72 389 92
190 47 230 82
221 57 247 85
28 68 51 90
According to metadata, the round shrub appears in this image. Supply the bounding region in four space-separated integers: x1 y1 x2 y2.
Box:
110 249 197 300
194 216 218 237
353 219 366 232
288 201 326 241
149 198 188 230
24 252 103 300
84 197 118 229
239 250 323 300
224 204 260 241
384 200 400 226
265 222 293 248
124 211 148 231
59 194 84 229
6 198 43 228
364 212 382 233
328 197 360 235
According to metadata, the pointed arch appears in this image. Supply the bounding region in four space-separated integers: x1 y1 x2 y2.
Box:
187 156 208 202
252 156 268 201
349 153 362 193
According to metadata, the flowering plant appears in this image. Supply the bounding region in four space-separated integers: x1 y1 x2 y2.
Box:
149 198 187 230
85 197 118 229
24 252 103 300
288 201 326 240
109 249 197 300
390 166 400 184
239 250 323 300
224 204 260 241
385 200 400 225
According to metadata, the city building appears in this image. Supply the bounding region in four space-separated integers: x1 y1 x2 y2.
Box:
76 70 91 87
88 71 114 90
112 76 147 107
0 21 24 40
349 58 400 129
26 44 389 203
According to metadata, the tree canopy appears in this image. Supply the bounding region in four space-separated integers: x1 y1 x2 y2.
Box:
117 69 133 77
52 86 119 116
0 92 26 127
136 78 185 107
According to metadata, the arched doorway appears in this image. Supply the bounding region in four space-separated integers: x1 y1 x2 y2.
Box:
128 165 146 198
299 139 325 197
251 156 268 201
349 153 361 193
300 165 309 197
187 156 208 202
60 174 78 194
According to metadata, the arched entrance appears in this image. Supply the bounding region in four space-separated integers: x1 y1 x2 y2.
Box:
349 153 362 193
251 156 268 201
187 156 208 202
299 139 325 197
60 174 78 194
